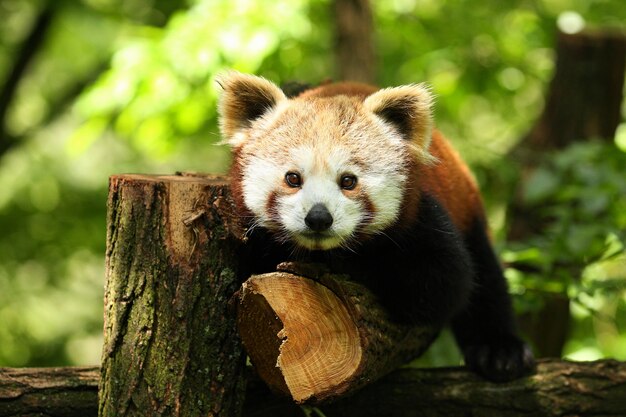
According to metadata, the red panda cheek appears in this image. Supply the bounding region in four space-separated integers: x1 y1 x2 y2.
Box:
356 192 376 226
265 191 280 222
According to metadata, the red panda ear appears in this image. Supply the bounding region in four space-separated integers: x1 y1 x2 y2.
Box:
217 72 287 145
363 84 435 161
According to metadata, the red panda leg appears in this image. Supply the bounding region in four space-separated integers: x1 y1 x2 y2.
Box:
452 219 536 382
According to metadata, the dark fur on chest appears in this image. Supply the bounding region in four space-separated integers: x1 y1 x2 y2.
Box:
240 193 475 326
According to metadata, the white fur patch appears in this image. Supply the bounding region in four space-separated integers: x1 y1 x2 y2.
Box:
277 146 364 249
241 156 283 227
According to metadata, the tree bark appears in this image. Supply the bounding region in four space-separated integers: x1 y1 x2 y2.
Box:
333 0 376 83
0 367 98 417
3 360 626 417
99 174 247 417
507 29 626 358
236 263 439 404
244 359 626 417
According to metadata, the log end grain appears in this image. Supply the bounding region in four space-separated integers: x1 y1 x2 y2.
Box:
237 273 363 403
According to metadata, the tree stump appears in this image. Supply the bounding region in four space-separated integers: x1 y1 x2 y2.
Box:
236 262 439 404
99 174 247 417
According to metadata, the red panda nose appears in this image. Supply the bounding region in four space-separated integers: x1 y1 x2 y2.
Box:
305 203 334 232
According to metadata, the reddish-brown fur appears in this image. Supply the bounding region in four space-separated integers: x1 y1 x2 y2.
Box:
419 131 485 232
228 148 254 223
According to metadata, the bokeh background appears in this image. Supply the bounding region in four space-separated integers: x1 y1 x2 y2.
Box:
0 0 624 367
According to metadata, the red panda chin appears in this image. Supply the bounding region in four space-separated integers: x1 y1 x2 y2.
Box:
293 231 346 251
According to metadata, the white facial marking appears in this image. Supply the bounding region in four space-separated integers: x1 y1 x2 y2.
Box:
242 156 283 226
277 148 364 249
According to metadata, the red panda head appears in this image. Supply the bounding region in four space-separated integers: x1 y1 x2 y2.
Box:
218 72 434 250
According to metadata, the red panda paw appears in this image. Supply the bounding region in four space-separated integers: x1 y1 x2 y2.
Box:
463 336 536 382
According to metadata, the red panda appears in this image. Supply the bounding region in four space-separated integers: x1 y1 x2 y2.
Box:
218 72 535 382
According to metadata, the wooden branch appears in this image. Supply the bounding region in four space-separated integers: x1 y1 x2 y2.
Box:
100 174 247 417
237 263 439 404
3 360 626 417
244 359 626 417
0 367 98 417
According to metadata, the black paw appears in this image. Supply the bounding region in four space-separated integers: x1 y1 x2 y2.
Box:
463 336 535 382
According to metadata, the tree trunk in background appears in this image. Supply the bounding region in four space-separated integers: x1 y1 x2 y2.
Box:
523 30 626 151
508 30 626 358
99 174 247 417
333 0 376 83
0 3 54 154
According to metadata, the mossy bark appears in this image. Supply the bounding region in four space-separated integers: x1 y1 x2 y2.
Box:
99 174 246 417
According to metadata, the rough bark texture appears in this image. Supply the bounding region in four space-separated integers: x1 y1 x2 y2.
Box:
0 367 98 417
508 29 626 358
3 360 626 417
333 0 376 83
99 174 246 417
237 263 439 404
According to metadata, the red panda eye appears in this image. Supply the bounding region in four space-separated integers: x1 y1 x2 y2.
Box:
285 172 302 187
340 174 357 190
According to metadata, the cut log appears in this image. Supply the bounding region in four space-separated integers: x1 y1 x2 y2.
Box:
99 174 247 417
236 262 439 404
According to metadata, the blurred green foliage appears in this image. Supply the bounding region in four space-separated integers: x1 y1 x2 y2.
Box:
0 0 625 366
504 142 626 359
